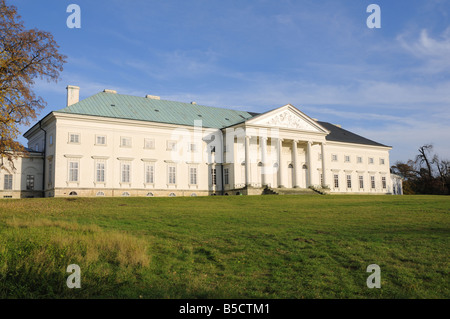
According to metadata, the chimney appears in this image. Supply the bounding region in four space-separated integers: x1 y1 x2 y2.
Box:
334 124 342 128
103 89 117 94
145 94 160 100
66 85 80 107
191 101 197 105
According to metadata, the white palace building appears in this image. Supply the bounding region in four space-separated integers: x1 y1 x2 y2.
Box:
0 85 403 198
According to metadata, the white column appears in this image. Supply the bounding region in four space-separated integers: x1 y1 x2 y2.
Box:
245 135 250 186
292 140 300 188
321 142 327 187
260 137 268 187
278 138 285 188
306 141 313 187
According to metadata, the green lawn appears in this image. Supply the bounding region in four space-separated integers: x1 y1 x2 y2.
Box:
0 195 448 299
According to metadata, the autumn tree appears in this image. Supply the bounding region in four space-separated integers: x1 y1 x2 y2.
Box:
0 0 66 167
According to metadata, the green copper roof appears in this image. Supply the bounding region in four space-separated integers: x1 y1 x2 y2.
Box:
56 92 254 128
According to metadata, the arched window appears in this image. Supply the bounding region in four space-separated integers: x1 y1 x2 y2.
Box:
288 164 293 168
236 192 241 195
224 193 229 196
146 192 154 197
302 164 308 169
190 193 197 197
258 162 263 167
273 163 279 168
122 192 130 197
96 191 105 196
69 191 77 196
169 192 176 197
241 161 245 166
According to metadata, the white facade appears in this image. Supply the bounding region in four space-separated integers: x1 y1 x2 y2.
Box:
12 88 401 197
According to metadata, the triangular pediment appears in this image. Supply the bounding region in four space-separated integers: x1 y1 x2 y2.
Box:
247 104 328 133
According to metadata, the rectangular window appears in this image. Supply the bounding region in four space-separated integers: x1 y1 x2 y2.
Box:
35 143 39 151
168 166 176 184
334 174 339 188
167 141 177 151
144 138 155 149
49 134 53 145
48 161 52 185
346 175 352 188
382 176 387 189
371 176 376 189
96 162 105 183
145 164 154 184
320 173 323 185
344 155 350 162
211 168 217 185
189 167 197 185
359 176 364 189
380 158 385 165
69 133 80 144
188 143 197 152
26 175 35 190
368 157 374 164
357 156 363 163
96 135 106 145
224 168 229 185
332 154 338 162
69 161 79 182
121 163 131 183
120 137 132 147
4 174 12 190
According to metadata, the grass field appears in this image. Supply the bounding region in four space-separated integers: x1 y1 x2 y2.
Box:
0 195 448 299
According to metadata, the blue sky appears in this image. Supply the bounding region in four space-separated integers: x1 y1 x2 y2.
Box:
13 0 450 163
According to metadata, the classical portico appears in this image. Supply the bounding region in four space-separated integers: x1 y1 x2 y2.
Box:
225 104 331 192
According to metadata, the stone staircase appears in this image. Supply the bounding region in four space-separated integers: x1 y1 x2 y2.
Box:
263 186 320 195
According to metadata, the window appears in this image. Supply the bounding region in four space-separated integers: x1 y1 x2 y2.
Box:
380 158 385 165
48 161 53 185
357 156 363 163
332 154 338 161
371 176 376 189
96 162 105 183
368 157 374 164
224 168 229 185
144 138 155 149
191 193 197 197
120 137 132 147
96 135 106 145
146 192 154 197
145 164 154 184
96 191 105 196
344 155 350 163
26 175 35 190
69 133 80 144
211 168 217 185
4 175 12 190
69 161 79 182
35 144 39 151
382 177 387 189
210 146 216 153
122 192 130 197
334 174 339 188
69 191 78 196
168 166 176 184
346 175 352 188
189 167 197 185
359 176 364 189
320 173 323 185
169 192 176 197
121 163 131 183
49 134 53 145
318 153 322 161
188 143 197 152
167 140 177 151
